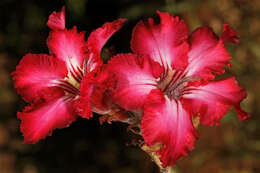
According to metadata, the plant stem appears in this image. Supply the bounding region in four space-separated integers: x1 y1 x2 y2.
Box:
163 166 178 173
141 144 179 173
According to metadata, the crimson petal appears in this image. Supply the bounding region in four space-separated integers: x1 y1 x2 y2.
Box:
107 53 162 110
142 89 198 167
78 67 120 118
47 6 65 30
77 72 94 119
86 18 126 72
47 27 86 68
18 97 77 143
183 77 249 125
12 54 67 102
131 11 189 70
185 26 233 81
221 24 240 43
87 18 126 56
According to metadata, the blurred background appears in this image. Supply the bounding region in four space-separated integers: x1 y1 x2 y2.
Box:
0 0 259 173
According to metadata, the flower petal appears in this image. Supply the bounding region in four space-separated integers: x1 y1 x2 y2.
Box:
77 72 94 119
107 53 162 110
90 68 116 114
131 11 189 70
221 24 239 43
47 27 86 68
47 7 65 30
142 89 198 167
183 77 250 126
85 18 126 72
18 97 77 143
87 18 126 56
185 26 232 80
12 54 67 102
78 67 115 118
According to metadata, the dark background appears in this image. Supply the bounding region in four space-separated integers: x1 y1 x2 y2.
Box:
0 0 259 173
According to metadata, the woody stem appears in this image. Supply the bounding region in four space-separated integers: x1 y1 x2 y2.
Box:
140 144 179 173
164 166 179 173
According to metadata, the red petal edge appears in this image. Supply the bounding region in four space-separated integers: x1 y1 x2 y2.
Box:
78 68 116 118
90 66 117 114
77 72 94 119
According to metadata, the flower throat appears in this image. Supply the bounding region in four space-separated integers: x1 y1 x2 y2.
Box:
159 69 199 100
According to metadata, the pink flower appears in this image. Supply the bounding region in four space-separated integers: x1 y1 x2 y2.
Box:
12 7 125 143
106 11 249 167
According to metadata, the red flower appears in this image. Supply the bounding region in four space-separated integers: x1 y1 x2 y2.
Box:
107 11 249 167
12 7 125 143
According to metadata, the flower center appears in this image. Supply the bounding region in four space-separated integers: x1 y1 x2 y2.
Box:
158 70 198 100
51 57 86 98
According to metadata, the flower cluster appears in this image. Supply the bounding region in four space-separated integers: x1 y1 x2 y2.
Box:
12 7 249 168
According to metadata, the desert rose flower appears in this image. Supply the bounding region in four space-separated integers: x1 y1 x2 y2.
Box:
12 7 125 143
106 11 249 167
